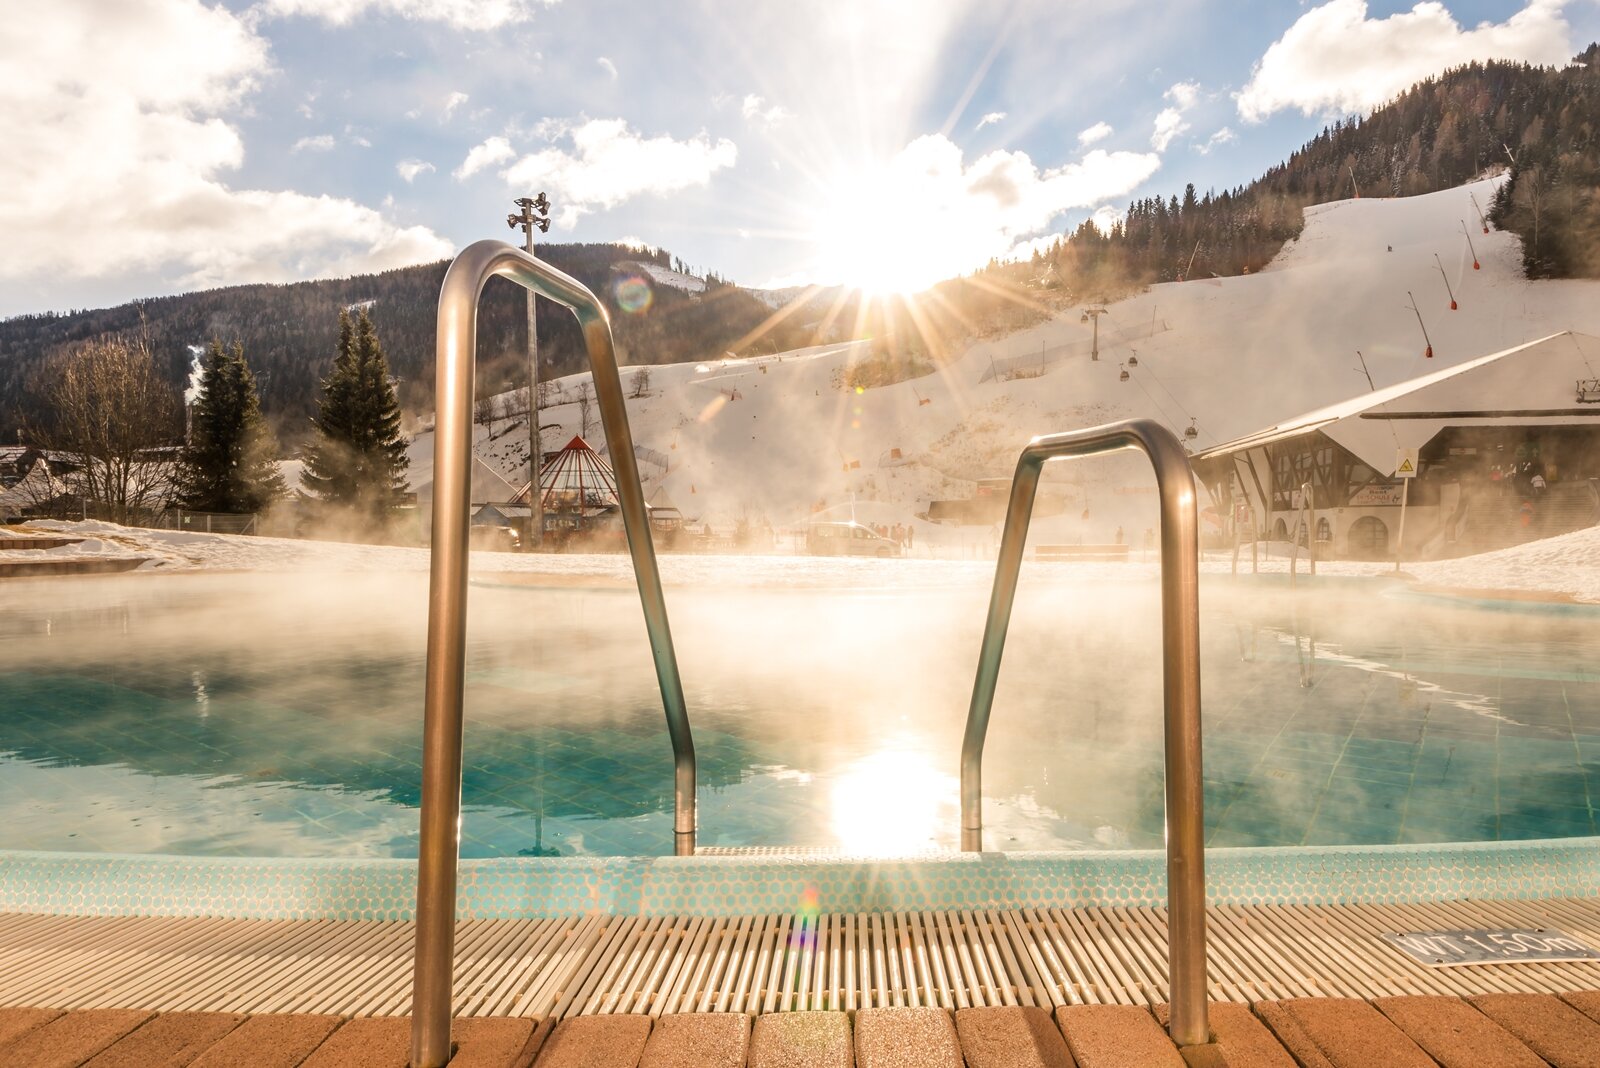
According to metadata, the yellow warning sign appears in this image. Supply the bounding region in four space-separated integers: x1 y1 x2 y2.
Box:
1398 459 1415 473
1396 448 1419 478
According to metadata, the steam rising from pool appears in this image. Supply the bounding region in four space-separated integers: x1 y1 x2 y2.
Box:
0 563 1595 858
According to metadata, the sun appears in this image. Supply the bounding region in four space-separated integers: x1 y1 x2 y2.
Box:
810 165 960 296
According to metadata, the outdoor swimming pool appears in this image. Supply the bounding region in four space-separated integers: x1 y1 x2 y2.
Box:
0 564 1595 859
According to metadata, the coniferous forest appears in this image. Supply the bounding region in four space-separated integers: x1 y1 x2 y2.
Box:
2 46 1598 442
1031 45 1600 293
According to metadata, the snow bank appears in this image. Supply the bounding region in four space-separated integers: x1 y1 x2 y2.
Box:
7 518 1595 602
1409 525 1600 604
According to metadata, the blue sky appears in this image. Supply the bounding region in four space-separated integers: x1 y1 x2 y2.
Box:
2 0 1596 315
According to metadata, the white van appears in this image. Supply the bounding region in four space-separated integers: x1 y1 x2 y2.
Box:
805 521 902 557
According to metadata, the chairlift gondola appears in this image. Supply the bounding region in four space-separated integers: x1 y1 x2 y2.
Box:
1126 354 1138 367
1184 420 1198 441
1119 364 1130 382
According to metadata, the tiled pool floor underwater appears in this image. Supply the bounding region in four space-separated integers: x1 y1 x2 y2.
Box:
1199 654 1600 848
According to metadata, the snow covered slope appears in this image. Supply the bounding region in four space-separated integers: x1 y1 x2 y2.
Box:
411 177 1600 543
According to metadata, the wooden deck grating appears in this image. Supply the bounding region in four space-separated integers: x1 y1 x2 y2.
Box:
6 895 1600 1021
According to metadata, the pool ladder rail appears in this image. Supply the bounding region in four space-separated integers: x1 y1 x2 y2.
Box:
958 419 1211 1050
411 241 697 1068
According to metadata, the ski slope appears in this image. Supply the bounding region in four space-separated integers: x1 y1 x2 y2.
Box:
411 177 1600 545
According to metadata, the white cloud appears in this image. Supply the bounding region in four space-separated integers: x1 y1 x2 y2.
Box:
1078 121 1113 146
0 0 452 296
1196 127 1236 155
1088 204 1124 235
292 134 336 152
397 159 435 182
1166 81 1200 111
597 56 618 80
453 135 516 179
501 119 738 226
975 111 1007 130
740 94 790 130
1238 0 1573 122
442 91 469 118
257 0 558 31
1151 81 1201 151
815 135 1160 290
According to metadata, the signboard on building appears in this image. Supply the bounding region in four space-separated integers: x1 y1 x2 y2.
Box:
1396 448 1419 478
1351 484 1405 506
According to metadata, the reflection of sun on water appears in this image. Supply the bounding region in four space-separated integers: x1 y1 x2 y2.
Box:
829 747 956 855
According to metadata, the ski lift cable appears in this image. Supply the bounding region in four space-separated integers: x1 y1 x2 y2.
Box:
1129 352 1205 439
1123 366 1188 441
1572 333 1598 379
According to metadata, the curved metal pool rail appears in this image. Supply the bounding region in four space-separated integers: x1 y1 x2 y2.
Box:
412 240 695 1068
958 418 1209 1048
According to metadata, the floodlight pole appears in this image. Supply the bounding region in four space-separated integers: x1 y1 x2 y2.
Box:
509 194 551 548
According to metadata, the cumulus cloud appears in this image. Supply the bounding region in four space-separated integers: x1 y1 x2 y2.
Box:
453 135 516 179
815 134 1160 289
397 159 435 182
1237 0 1573 122
740 94 790 129
1196 127 1236 154
257 0 558 31
501 119 738 226
1078 121 1113 146
975 111 1007 130
292 134 336 152
442 91 469 118
1151 81 1201 151
597 56 618 80
0 0 452 296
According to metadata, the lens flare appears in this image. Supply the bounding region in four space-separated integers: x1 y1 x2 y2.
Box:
612 274 654 315
790 883 821 951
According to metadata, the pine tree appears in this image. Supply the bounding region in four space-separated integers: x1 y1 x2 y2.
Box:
177 340 284 513
300 309 410 525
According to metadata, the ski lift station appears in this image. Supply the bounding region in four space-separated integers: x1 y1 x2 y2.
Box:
1191 332 1600 560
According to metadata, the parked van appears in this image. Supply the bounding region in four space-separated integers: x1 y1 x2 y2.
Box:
805 521 902 557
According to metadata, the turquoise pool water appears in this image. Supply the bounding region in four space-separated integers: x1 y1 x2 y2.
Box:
0 568 1595 858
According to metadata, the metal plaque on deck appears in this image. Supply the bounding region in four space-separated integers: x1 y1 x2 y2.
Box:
1383 928 1600 967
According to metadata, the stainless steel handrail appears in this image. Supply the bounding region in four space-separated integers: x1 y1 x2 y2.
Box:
958 418 1209 1048
411 240 695 1068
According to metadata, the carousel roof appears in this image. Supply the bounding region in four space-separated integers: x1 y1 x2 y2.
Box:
509 436 621 512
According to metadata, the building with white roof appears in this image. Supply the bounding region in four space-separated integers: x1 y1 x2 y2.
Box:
1191 332 1600 560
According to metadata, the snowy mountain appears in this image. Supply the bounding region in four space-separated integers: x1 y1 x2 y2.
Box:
411 177 1600 544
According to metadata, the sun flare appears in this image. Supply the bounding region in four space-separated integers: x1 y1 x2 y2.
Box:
829 747 956 855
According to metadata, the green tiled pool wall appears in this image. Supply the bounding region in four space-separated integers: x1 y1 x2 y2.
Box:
3 838 1599 921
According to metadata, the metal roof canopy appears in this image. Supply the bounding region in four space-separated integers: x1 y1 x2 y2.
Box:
1194 332 1600 477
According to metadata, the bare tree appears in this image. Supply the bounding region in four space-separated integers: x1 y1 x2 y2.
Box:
475 392 496 426
29 335 180 524
631 366 652 398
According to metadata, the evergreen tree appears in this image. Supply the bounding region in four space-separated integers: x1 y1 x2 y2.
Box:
300 309 410 524
177 340 285 513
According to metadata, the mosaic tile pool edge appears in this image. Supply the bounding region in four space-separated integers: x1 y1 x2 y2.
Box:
3 838 1600 920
